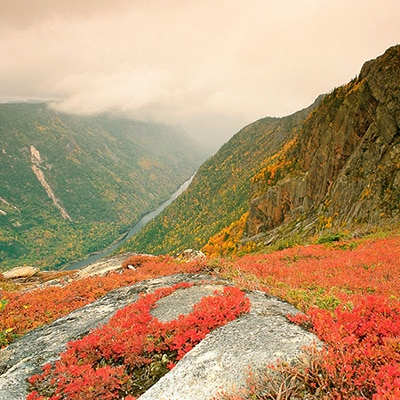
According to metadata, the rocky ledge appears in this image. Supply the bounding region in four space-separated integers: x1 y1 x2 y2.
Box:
0 273 318 399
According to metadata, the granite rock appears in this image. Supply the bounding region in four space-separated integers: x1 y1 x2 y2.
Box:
0 274 319 400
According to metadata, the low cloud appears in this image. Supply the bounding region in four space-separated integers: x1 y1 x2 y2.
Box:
1 0 399 147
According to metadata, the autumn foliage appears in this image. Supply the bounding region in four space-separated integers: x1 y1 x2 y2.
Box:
203 212 250 257
219 236 400 310
27 283 250 399
0 235 399 398
0 255 204 347
283 296 400 399
251 135 298 189
216 235 400 399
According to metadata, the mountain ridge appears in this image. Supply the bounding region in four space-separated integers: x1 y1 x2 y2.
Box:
123 45 400 256
244 44 400 246
0 104 207 269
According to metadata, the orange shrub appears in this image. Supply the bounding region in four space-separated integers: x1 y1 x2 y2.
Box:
0 256 205 347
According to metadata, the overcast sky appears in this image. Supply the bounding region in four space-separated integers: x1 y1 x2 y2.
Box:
1 1 399 149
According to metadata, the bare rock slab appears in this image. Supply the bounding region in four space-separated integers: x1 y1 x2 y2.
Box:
2 266 39 280
0 274 319 400
152 283 227 322
0 274 216 400
139 291 318 400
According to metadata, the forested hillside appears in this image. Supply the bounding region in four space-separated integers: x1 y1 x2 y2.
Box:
123 45 400 257
121 98 321 255
0 103 207 269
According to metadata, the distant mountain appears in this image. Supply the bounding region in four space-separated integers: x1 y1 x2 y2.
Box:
0 103 207 269
123 45 400 256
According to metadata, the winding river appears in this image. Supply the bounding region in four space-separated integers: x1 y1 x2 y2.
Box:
60 174 194 270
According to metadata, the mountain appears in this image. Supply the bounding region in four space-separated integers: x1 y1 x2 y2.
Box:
123 45 400 256
0 103 207 269
244 44 400 245
121 97 322 255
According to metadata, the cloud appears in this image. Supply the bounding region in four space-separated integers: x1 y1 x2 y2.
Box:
1 0 399 147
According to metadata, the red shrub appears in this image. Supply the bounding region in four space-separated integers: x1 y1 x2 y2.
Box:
288 296 400 399
221 236 400 309
0 256 204 347
121 254 155 269
27 283 250 399
218 235 400 399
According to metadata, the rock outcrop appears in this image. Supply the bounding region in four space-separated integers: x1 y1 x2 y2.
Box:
174 248 207 261
1 266 39 280
140 290 317 400
0 274 318 399
246 45 400 241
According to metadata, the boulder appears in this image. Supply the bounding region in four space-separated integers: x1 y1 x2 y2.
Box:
174 249 206 261
75 252 136 278
2 267 39 280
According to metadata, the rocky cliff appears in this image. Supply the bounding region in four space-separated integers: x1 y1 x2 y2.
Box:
246 45 400 242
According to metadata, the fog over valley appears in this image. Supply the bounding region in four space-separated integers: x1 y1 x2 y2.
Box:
1 0 399 149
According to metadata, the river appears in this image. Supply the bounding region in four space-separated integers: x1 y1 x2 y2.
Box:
60 174 194 270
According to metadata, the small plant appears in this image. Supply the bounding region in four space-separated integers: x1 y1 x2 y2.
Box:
215 357 318 400
0 256 205 347
317 233 342 244
27 283 250 399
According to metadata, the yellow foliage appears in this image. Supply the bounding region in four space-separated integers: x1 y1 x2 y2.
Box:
361 186 372 199
137 158 153 170
202 212 249 258
251 136 298 185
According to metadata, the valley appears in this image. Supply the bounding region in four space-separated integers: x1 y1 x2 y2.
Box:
124 45 400 258
0 104 207 270
0 44 399 399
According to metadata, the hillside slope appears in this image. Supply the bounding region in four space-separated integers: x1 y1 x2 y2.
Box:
0 104 207 269
124 45 399 256
245 44 400 245
121 98 321 255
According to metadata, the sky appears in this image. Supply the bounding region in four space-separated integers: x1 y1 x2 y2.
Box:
1 1 399 150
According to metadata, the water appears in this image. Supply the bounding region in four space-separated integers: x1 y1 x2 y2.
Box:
60 174 194 270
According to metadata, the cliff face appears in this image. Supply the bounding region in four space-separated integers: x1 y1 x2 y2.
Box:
122 100 320 255
246 45 400 239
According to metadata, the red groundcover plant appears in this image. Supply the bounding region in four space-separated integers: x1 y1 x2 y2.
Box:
215 236 400 399
0 256 204 347
296 295 400 399
27 283 250 400
218 296 400 400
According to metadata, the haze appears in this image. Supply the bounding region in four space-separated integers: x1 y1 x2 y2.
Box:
1 0 399 150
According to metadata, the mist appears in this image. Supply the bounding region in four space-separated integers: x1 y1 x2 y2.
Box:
1 0 399 149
